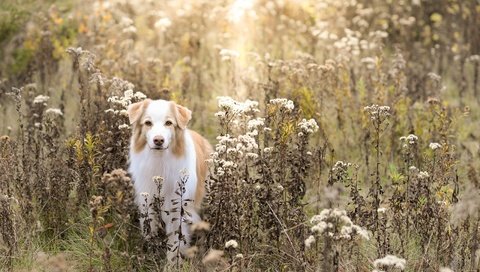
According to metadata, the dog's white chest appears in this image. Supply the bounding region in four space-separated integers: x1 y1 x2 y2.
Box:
129 144 197 207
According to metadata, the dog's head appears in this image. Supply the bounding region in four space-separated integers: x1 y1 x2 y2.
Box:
127 99 192 154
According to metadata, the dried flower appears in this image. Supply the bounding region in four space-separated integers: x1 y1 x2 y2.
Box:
298 118 319 135
400 134 418 145
373 254 406 271
118 124 130 130
377 207 387 213
270 98 294 111
418 171 429 179
33 95 50 105
364 104 390 122
45 108 63 116
309 208 369 241
154 17 172 31
305 235 316 248
220 49 240 61
429 142 442 150
225 239 238 249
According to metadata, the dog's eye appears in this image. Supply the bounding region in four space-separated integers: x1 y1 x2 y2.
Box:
144 120 153 127
165 120 173 126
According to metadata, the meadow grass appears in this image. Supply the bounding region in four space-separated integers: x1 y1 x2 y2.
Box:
1 0 479 271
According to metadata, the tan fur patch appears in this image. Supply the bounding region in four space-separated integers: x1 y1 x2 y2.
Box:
128 99 150 124
169 102 186 158
129 100 150 153
171 127 185 157
190 130 213 208
171 102 192 130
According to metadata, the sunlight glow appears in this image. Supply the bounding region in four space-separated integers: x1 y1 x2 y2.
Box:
227 0 256 23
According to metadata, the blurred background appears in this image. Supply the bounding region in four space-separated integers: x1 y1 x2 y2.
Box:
1 0 479 135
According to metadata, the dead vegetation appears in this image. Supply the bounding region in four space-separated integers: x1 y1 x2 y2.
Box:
0 0 479 271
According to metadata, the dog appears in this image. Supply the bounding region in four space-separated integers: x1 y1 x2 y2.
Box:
127 99 212 260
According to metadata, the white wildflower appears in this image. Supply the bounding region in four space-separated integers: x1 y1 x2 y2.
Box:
418 171 430 179
377 207 387 213
373 254 406 270
399 16 416 26
222 161 236 168
217 96 259 115
400 134 418 145
364 104 390 121
308 208 369 242
298 118 319 134
247 118 264 130
120 17 133 27
133 91 147 100
467 55 480 62
361 57 376 69
122 25 137 34
118 124 130 130
305 235 316 248
152 176 164 183
107 90 146 110
429 142 442 150
220 49 239 61
235 253 244 259
270 98 294 111
371 30 389 39
225 240 238 249
45 108 63 116
427 72 441 82
154 17 172 31
409 166 418 172
237 134 258 152
216 167 225 176
332 161 351 172
124 89 134 98
263 147 273 153
33 95 50 104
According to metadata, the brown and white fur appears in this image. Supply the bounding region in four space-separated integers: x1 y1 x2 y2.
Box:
127 99 211 260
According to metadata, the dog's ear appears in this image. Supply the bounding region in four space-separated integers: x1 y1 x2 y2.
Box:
127 100 149 125
173 102 192 130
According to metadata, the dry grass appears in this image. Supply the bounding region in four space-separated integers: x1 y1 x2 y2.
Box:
0 0 479 271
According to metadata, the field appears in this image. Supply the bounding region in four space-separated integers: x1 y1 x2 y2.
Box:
0 0 479 271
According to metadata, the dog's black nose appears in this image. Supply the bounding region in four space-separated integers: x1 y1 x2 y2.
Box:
153 136 164 146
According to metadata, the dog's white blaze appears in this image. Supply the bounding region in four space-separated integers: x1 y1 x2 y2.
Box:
144 100 173 149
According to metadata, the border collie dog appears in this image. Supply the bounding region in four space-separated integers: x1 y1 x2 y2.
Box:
127 99 212 260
